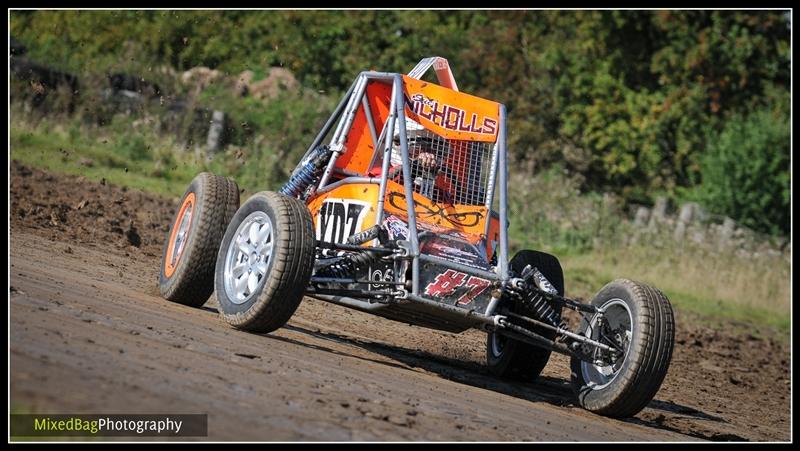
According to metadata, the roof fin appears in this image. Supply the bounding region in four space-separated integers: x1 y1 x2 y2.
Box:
407 56 458 92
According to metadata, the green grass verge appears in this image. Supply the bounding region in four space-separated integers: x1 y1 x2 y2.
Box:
560 255 790 335
10 120 222 199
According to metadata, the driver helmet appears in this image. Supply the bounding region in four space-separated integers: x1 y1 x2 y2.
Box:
391 117 431 166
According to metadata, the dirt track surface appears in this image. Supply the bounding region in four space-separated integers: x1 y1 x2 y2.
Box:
9 161 791 441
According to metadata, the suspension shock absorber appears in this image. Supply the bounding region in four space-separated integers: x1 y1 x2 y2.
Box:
280 145 333 199
315 251 378 279
524 292 561 327
315 256 356 279
346 224 388 245
513 265 561 327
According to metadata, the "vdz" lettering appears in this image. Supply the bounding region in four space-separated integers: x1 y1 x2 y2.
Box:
317 199 368 244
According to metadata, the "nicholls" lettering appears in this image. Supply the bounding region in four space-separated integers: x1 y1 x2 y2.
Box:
405 93 497 136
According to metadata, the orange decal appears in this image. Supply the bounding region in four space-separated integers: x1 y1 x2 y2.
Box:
382 180 488 242
307 181 499 257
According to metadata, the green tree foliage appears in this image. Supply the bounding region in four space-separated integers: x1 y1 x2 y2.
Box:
693 106 790 236
539 11 790 193
10 10 791 235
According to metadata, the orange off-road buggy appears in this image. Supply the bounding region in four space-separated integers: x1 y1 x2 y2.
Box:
158 57 675 418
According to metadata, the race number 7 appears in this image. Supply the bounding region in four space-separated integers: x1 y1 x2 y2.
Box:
457 276 491 305
424 270 491 305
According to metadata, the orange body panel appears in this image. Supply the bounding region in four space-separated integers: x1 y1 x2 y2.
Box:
401 75 500 143
335 81 393 175
307 182 500 257
307 184 379 244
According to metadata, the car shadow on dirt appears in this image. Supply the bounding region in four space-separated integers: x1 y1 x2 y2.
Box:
621 401 743 442
200 303 730 441
274 323 737 441
277 324 577 407
645 399 726 423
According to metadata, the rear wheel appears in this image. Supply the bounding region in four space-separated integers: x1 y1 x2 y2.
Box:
159 172 239 307
570 279 674 417
215 191 315 333
486 250 564 381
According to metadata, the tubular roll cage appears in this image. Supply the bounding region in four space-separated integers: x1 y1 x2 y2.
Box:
302 58 604 358
304 60 508 294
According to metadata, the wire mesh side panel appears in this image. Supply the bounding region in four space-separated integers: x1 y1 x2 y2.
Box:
388 126 492 205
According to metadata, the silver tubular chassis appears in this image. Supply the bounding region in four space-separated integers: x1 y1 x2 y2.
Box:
293 63 618 365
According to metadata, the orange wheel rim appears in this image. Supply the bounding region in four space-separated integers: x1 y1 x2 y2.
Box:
164 192 196 278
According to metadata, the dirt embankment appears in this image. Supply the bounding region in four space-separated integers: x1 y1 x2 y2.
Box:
9 161 791 441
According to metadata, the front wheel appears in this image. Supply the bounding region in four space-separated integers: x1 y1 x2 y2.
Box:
214 191 315 333
486 250 564 381
159 172 239 307
570 279 675 418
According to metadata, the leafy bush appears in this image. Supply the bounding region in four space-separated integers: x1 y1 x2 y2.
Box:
692 108 790 235
508 165 629 256
116 134 151 161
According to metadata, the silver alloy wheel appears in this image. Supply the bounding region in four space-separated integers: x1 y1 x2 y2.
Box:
170 202 193 268
580 298 633 390
223 211 274 304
